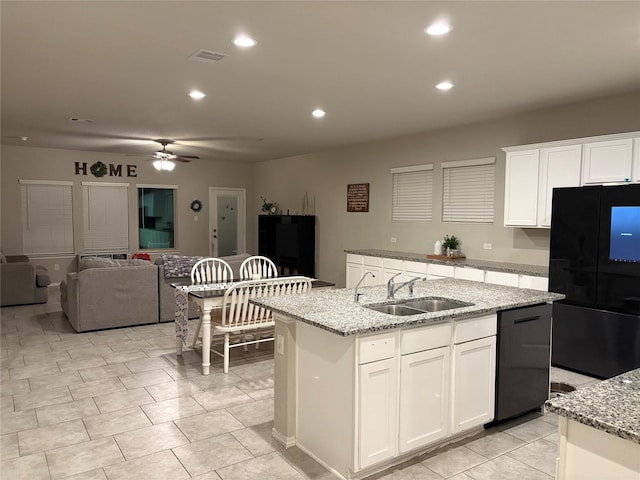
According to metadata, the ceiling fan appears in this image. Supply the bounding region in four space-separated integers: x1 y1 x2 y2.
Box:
150 139 199 171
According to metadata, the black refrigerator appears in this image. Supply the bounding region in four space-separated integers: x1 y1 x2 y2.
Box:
549 184 640 379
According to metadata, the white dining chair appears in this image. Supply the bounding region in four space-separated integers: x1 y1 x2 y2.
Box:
190 258 233 348
212 276 313 373
239 255 278 280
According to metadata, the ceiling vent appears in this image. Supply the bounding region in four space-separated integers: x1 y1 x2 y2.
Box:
189 49 227 63
68 117 93 123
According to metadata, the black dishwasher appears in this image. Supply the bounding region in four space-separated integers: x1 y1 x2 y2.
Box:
492 303 552 423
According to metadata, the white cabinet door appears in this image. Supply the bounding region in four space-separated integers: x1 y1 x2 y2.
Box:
633 138 640 183
451 336 496 433
346 262 364 288
538 144 582 227
581 138 633 184
358 357 398 469
518 275 549 291
454 266 485 282
399 346 450 453
504 149 540 226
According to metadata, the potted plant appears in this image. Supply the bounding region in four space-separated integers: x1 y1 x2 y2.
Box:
442 234 460 256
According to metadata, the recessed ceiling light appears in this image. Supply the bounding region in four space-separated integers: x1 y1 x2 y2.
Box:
233 35 257 48
188 90 206 100
312 109 326 119
425 22 452 36
436 81 454 91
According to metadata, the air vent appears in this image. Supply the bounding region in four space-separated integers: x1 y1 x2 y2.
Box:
68 117 93 123
189 49 227 63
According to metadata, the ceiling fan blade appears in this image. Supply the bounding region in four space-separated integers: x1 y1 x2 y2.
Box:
176 155 199 159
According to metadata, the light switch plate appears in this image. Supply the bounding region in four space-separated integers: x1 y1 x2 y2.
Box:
484 243 492 250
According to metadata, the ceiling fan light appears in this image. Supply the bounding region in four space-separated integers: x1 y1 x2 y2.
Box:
153 159 176 171
164 161 176 171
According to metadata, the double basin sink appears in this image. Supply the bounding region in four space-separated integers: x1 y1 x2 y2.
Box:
364 297 474 316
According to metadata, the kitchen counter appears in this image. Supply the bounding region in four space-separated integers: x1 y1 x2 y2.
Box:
345 248 548 277
252 277 563 336
546 368 640 444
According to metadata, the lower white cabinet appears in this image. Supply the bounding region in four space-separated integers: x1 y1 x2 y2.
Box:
399 346 450 453
451 335 496 433
358 357 398 468
485 270 519 287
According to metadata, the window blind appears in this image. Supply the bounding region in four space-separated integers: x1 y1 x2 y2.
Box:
391 164 433 222
82 182 129 253
20 180 74 255
442 157 495 223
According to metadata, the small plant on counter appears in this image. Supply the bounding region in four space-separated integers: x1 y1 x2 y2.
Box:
442 235 460 254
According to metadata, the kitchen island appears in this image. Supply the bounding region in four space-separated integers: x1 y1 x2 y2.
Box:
546 368 640 479
252 278 563 480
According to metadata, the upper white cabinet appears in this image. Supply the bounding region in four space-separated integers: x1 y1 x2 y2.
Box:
503 132 640 228
581 138 633 184
538 144 582 227
504 149 539 226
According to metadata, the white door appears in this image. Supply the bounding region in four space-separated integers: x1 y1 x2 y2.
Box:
209 187 246 257
451 336 496 433
358 357 398 469
399 346 450 453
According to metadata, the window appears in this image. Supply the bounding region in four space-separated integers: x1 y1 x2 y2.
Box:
137 185 176 249
82 182 129 253
20 180 74 255
442 157 495 223
391 164 433 222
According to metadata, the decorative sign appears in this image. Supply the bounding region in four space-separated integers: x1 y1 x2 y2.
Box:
74 161 137 178
347 183 370 212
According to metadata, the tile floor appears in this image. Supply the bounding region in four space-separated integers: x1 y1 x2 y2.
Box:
1 287 597 480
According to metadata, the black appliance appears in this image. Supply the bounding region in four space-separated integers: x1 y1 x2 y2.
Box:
258 215 315 277
492 304 552 423
549 184 640 378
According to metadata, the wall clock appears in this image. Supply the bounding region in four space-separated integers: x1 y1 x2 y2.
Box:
190 199 203 212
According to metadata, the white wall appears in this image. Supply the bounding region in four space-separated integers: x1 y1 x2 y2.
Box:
253 91 640 286
0 146 256 283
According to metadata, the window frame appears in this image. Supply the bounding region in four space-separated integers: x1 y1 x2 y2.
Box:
441 157 496 224
391 164 434 223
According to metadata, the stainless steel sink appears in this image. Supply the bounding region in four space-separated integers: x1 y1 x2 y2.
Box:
401 298 473 312
365 304 425 316
364 297 474 316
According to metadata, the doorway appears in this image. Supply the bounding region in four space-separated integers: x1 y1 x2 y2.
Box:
209 187 246 257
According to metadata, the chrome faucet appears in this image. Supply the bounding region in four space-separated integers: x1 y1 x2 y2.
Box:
387 274 426 299
354 271 375 303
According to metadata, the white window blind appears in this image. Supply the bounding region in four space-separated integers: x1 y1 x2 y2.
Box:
391 164 433 222
20 180 74 255
442 157 496 223
82 182 129 253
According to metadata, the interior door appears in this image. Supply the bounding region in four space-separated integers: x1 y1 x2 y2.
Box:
209 187 246 257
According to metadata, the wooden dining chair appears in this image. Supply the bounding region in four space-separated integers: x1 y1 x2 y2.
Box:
239 255 278 280
190 257 233 348
212 276 313 373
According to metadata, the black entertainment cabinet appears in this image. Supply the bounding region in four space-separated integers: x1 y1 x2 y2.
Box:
258 215 315 277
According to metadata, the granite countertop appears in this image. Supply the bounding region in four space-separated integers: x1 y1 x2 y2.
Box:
545 368 640 444
251 277 563 336
345 249 549 277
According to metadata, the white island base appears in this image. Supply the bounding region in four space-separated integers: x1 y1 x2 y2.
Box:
272 312 498 480
556 417 640 479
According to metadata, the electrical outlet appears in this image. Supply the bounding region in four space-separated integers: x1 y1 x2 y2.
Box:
484 243 492 250
54 264 60 271
194 215 198 222
390 237 397 243
276 334 284 355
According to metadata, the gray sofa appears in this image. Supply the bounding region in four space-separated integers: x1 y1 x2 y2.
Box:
1 253 50 307
61 257 158 332
155 253 250 322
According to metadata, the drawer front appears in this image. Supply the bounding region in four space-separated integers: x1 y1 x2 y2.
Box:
363 256 384 268
383 258 404 270
404 260 428 275
428 264 455 278
485 271 519 287
358 333 397 364
454 267 485 282
347 254 364 265
454 314 497 344
401 322 452 355
518 275 549 291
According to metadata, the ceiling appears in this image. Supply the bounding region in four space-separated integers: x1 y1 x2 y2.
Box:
2 1 640 164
